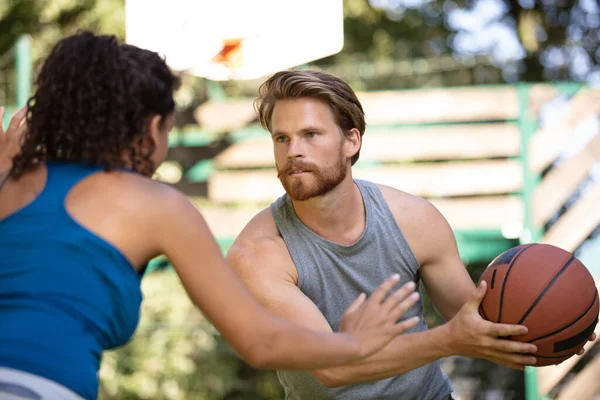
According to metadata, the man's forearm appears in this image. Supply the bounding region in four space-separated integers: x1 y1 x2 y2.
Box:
311 323 455 388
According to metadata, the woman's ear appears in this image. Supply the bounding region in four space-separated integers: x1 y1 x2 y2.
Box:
147 115 163 148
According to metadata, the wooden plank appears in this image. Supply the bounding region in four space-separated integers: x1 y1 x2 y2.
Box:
556 344 600 400
528 84 558 116
193 86 599 135
354 162 523 197
430 197 522 231
199 205 262 238
215 137 273 168
194 87 520 132
194 196 523 238
533 133 600 227
359 86 519 125
530 90 600 173
542 181 600 252
208 160 523 203
194 98 258 133
538 298 600 396
215 124 520 169
355 124 520 162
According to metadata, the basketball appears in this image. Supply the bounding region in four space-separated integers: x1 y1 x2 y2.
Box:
478 243 599 366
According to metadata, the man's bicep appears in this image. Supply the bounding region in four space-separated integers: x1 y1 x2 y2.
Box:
379 185 473 321
416 204 474 321
226 244 333 333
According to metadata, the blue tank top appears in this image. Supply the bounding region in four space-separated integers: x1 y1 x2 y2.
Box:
0 162 144 399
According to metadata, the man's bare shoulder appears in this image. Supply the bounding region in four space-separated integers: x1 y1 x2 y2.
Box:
376 183 457 265
226 207 298 283
236 207 280 243
376 183 440 224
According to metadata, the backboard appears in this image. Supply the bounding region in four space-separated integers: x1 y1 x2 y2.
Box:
125 0 344 81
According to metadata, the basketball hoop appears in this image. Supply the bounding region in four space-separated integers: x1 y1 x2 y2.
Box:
125 0 344 81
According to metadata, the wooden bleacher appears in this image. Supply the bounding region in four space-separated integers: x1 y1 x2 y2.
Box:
166 82 600 400
191 85 600 253
187 85 542 263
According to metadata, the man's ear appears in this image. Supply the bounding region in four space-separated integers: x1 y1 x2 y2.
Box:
344 128 361 159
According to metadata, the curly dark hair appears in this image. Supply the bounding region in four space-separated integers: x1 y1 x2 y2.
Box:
10 31 180 178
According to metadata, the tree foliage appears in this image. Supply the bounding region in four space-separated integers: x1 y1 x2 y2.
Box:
0 0 124 59
2 0 598 102
316 0 600 89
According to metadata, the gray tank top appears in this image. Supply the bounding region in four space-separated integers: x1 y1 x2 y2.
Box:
270 179 452 400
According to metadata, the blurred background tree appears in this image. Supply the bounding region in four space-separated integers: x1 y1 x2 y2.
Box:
326 0 600 85
2 0 599 96
0 0 123 62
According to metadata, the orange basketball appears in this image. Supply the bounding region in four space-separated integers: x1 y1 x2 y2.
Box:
478 243 599 366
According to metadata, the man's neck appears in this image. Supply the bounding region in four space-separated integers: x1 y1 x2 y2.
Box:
291 176 366 245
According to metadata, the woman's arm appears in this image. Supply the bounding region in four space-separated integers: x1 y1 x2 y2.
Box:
151 190 420 370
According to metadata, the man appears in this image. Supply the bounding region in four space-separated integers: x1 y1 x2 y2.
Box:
226 70 538 400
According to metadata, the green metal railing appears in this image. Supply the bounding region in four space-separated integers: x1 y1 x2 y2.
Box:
1 35 31 127
518 83 544 400
15 36 32 109
517 82 586 400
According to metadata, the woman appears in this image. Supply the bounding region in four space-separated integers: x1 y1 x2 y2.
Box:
0 32 420 400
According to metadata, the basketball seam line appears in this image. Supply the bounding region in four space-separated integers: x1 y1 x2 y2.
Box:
553 317 598 353
528 290 598 343
479 304 489 320
498 244 535 323
533 354 573 359
517 255 576 326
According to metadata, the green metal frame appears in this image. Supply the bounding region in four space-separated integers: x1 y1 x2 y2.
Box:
2 35 31 128
518 83 543 400
517 82 584 400
15 36 32 108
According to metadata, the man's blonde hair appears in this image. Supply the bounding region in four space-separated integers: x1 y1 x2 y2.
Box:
254 70 366 165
